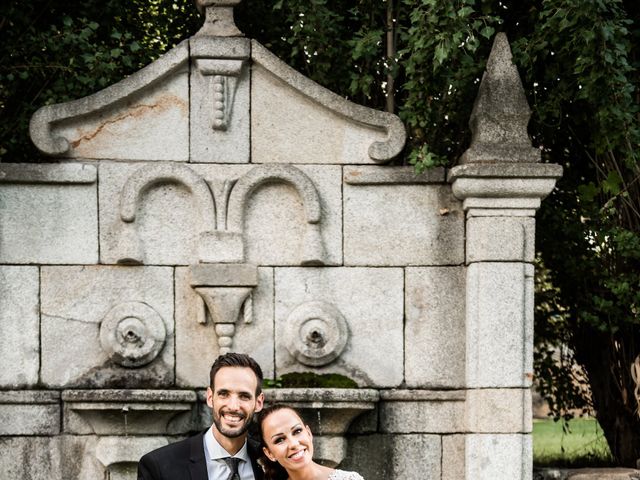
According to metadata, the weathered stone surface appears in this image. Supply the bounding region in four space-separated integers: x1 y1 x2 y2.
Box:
466 262 534 388
537 467 630 480
448 162 563 213
380 391 466 433
99 163 342 266
175 267 274 386
0 266 39 387
379 389 466 401
343 434 441 479
466 388 532 433
190 37 250 162
226 164 341 266
343 166 445 184
405 267 466 388
567 469 640 479
189 263 258 286
40 266 174 387
251 41 405 165
0 168 98 264
30 42 189 160
459 33 540 165
0 391 60 403
344 183 464 266
466 434 532 480
275 268 404 387
99 162 215 265
0 437 62 479
62 390 196 435
0 162 96 183
0 391 61 435
346 408 378 435
442 435 465 480
467 216 535 263
0 405 61 435
96 436 169 473
57 435 113 480
193 4 244 37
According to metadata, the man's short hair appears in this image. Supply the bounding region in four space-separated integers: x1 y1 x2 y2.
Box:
209 352 264 395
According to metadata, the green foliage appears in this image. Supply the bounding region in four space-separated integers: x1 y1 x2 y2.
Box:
2 0 640 465
398 0 499 166
0 0 199 162
263 373 358 389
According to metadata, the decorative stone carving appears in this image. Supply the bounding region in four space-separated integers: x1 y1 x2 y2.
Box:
284 301 348 367
195 0 243 37
227 164 326 265
459 33 540 164
96 437 169 480
118 163 216 264
448 163 563 213
176 267 275 386
62 389 197 435
29 41 189 160
275 267 404 387
190 37 250 163
99 302 166 368
40 266 174 388
251 41 406 165
189 263 258 354
194 59 245 131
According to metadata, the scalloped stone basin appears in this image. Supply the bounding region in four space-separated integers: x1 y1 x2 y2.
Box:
62 389 197 435
263 388 379 467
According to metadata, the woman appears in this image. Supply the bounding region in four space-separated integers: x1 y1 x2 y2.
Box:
257 404 364 480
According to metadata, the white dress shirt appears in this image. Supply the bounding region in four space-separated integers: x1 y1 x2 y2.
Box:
203 426 256 480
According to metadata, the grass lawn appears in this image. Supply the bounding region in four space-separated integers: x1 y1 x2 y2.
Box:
533 417 614 467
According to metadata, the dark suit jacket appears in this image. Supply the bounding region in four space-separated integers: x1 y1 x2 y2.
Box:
137 431 265 480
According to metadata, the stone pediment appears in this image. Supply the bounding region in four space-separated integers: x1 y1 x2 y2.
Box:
30 32 405 164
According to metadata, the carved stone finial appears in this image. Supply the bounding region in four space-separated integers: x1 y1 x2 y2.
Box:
195 0 243 37
459 32 540 164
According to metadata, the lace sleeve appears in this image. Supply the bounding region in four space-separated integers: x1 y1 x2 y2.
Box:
329 470 365 480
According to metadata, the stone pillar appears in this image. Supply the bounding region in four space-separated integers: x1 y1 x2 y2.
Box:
448 33 562 480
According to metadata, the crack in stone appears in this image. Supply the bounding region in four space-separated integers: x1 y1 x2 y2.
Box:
41 313 99 324
69 95 186 148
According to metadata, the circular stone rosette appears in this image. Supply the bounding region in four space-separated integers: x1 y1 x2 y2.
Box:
284 301 349 367
99 301 166 368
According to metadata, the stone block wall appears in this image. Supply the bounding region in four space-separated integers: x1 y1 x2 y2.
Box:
0 5 561 478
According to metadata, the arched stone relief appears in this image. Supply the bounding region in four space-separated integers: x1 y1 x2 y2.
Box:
226 164 326 265
117 163 216 264
99 302 166 368
284 301 349 367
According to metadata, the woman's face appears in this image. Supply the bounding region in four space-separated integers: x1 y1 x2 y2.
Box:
261 408 314 472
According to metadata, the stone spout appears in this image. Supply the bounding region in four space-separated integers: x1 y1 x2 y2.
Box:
189 263 259 354
194 286 252 353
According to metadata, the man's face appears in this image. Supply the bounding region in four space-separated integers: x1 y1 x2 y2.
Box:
206 366 264 439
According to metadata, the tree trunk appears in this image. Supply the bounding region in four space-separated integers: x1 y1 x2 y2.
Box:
574 327 640 467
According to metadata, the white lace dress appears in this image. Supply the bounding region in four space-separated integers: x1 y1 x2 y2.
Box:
328 470 365 480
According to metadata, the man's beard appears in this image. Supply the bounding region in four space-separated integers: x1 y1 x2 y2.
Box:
213 410 252 438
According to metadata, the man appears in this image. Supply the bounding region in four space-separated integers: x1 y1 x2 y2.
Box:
138 353 265 480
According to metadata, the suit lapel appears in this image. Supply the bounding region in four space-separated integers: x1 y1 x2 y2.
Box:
189 432 209 480
247 438 265 480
